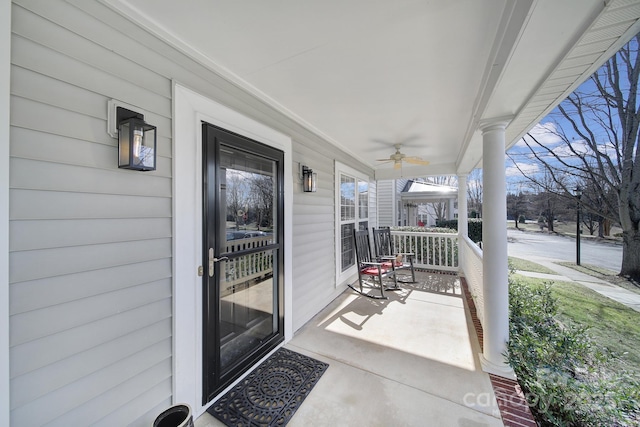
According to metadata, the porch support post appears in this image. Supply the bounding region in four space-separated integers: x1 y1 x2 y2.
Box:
457 175 468 272
448 198 455 220
457 175 468 239
479 120 514 378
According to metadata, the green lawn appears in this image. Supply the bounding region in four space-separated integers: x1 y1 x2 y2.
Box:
508 256 557 274
557 261 640 295
511 272 640 375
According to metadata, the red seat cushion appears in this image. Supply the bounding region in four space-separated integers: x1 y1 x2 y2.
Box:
381 261 403 269
361 266 386 275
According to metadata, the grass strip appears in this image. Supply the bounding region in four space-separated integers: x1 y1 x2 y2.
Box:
556 261 640 296
508 256 558 274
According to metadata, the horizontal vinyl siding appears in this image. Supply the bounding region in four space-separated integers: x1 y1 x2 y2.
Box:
291 146 340 331
10 1 172 425
377 180 395 226
369 180 377 228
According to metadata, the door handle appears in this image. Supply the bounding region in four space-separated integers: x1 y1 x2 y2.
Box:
208 248 229 277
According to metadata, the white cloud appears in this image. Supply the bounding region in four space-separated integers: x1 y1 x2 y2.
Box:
516 122 564 147
506 162 538 177
551 139 589 157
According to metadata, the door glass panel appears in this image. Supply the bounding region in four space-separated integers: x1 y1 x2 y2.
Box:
218 146 277 372
219 250 275 370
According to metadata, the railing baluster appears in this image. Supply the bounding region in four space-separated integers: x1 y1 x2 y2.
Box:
389 230 458 272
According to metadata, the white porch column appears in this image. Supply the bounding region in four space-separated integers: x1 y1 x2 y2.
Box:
448 198 455 220
457 175 468 239
408 205 417 226
457 175 468 273
480 121 513 378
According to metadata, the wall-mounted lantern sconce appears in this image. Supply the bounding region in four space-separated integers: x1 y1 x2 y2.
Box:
301 165 317 192
111 105 157 171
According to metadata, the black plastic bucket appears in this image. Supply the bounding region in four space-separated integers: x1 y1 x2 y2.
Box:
153 403 194 427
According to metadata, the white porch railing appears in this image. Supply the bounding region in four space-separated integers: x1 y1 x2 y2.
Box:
390 231 459 272
225 235 273 254
221 236 274 295
460 235 484 328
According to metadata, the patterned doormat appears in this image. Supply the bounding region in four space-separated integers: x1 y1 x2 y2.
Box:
208 348 329 426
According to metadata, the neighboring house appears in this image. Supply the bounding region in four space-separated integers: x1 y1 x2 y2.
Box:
2 1 640 425
378 180 458 227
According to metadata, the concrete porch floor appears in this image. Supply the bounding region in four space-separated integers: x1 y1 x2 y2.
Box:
196 271 504 426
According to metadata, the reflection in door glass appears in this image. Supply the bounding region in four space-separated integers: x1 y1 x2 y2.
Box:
219 146 277 371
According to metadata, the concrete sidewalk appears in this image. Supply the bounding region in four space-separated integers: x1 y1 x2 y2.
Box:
514 256 640 312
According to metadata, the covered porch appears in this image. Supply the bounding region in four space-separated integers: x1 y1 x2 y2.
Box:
197 269 505 426
4 1 640 425
195 230 528 426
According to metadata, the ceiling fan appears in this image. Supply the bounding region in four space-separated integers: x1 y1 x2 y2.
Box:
376 144 430 169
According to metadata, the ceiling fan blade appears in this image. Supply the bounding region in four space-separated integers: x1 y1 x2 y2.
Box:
376 158 393 162
404 157 430 166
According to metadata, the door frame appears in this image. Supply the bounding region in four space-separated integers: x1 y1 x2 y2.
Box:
173 82 293 417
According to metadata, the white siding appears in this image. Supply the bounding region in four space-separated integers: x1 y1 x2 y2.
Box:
9 0 374 424
377 179 396 227
369 180 378 229
9 1 173 425
291 146 339 330
1 0 11 423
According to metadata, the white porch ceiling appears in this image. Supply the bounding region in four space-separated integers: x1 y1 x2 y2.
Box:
105 0 640 178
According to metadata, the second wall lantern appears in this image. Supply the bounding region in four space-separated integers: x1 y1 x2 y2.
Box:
301 165 317 192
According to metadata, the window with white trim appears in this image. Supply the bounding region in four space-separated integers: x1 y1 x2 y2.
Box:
335 162 371 285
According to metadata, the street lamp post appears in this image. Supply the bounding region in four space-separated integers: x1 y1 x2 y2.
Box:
574 186 583 265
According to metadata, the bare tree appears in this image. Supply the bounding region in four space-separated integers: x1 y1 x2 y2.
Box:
509 34 640 278
226 171 250 229
249 174 274 230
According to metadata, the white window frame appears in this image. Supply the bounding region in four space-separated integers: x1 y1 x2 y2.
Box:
335 161 372 286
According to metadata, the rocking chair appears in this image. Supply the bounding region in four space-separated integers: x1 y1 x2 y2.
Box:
350 229 398 299
372 227 416 283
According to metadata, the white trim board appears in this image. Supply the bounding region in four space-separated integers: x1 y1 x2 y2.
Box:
172 82 293 417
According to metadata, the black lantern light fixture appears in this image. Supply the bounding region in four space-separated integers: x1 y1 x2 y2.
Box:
116 107 157 171
301 165 317 192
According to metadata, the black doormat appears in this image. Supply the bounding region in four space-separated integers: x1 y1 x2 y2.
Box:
208 347 329 426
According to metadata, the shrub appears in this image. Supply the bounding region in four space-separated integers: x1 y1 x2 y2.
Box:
468 219 482 243
391 226 456 234
507 278 640 426
433 219 482 243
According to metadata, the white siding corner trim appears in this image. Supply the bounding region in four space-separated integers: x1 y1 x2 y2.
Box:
172 83 293 417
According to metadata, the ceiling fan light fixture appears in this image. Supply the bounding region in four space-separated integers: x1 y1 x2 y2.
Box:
376 143 429 168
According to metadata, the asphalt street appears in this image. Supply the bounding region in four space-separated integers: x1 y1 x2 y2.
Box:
507 228 622 272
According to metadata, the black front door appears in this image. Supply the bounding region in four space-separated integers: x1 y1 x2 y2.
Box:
202 123 284 403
